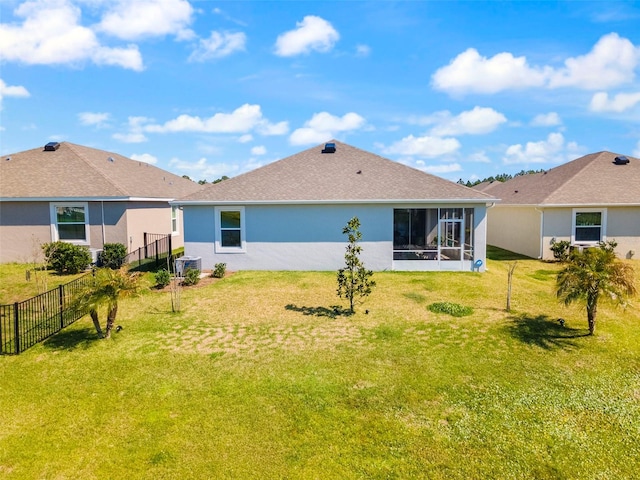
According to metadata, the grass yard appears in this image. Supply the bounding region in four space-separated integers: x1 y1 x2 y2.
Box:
1 254 639 479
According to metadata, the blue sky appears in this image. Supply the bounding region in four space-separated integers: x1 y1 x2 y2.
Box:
1 0 639 183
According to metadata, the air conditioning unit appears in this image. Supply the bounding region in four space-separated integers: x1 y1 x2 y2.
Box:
175 256 202 276
89 248 103 265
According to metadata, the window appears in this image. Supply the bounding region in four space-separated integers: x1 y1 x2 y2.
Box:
573 209 606 244
171 206 179 234
50 202 89 243
215 207 245 253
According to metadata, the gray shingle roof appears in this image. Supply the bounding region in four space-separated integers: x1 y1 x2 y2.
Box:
0 142 203 200
474 151 640 206
178 140 496 204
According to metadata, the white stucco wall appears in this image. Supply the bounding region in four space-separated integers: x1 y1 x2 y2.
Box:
183 203 489 271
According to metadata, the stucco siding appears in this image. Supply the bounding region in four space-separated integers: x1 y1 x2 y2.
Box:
606 207 640 259
183 203 488 271
124 202 175 252
486 206 540 258
0 202 51 262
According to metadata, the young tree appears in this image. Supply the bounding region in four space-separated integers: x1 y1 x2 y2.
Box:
336 217 376 313
556 243 636 335
75 267 142 338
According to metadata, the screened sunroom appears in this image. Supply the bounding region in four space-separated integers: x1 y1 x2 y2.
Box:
393 208 476 270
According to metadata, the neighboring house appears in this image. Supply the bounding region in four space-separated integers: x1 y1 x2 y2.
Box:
0 141 203 263
175 141 497 272
474 151 640 260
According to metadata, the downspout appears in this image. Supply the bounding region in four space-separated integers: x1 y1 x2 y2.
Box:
535 207 544 259
101 201 106 247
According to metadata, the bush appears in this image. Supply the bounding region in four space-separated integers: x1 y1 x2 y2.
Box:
182 268 200 286
99 243 127 269
154 269 171 288
42 241 91 274
550 239 571 262
428 302 473 317
212 263 226 278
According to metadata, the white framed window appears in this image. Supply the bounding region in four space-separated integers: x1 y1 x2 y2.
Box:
171 206 179 235
50 202 90 244
215 206 245 253
572 208 606 245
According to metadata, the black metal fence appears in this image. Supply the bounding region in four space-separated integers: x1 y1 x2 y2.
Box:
0 273 93 354
0 233 175 355
124 233 173 272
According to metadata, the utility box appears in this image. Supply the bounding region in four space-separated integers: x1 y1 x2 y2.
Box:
175 256 202 276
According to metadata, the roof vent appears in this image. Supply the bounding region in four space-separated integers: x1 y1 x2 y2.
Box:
107 156 115 163
322 142 336 154
614 155 630 165
44 142 60 151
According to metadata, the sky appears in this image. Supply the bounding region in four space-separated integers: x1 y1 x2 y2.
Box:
1 0 640 184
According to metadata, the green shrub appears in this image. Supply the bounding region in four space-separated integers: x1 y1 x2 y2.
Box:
212 263 226 278
428 302 473 317
550 239 571 262
99 243 127 269
42 241 91 274
182 268 200 286
154 269 171 288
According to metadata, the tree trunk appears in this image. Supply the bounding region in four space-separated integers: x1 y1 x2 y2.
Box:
105 303 118 338
90 309 104 338
587 302 597 335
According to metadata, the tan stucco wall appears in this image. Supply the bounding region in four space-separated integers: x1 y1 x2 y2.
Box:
124 202 184 252
488 205 640 261
486 206 541 258
0 200 183 263
0 202 51 263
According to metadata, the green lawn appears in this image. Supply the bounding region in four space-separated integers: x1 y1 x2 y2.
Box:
1 255 639 479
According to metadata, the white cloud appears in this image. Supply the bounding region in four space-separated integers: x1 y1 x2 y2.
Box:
383 135 461 157
78 112 110 127
238 134 253 143
0 79 30 109
144 104 285 135
251 145 266 155
468 151 492 163
289 112 365 145
589 91 640 112
130 152 158 164
432 48 549 95
531 112 562 126
188 31 246 62
548 33 640 90
356 44 371 57
432 33 640 95
257 121 289 136
274 16 339 57
168 156 242 180
502 132 581 165
0 0 143 71
113 132 147 143
97 0 195 41
419 162 463 174
423 107 507 136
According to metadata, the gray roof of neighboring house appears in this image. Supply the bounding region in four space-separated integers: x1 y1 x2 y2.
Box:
474 151 640 206
0 142 203 200
178 140 496 204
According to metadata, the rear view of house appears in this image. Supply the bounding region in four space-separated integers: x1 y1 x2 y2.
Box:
476 151 640 260
0 142 203 263
175 141 497 272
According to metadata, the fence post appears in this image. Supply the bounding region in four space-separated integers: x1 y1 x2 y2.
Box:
59 284 65 329
144 232 148 259
155 239 159 267
13 302 20 354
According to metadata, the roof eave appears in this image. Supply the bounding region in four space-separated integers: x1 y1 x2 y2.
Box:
0 196 176 202
173 198 498 206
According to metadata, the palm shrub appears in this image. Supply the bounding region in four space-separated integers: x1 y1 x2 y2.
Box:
42 241 91 274
556 242 636 335
74 267 143 338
